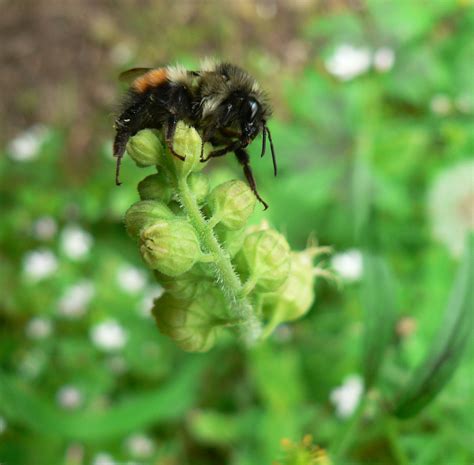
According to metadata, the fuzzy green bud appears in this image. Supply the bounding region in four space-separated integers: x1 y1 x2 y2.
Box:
263 250 315 324
152 291 226 352
171 122 210 177
237 229 291 292
208 180 256 230
125 200 175 239
155 269 213 300
126 129 164 167
140 219 201 276
215 225 245 258
188 172 210 203
138 172 173 203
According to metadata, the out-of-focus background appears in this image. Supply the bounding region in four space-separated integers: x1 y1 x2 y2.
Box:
0 0 473 464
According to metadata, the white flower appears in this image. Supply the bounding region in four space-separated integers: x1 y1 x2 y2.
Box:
325 44 371 81
428 160 474 257
126 433 155 458
90 320 127 352
58 281 95 318
26 317 53 340
0 416 7 434
331 249 363 281
7 124 49 162
60 225 93 260
32 216 57 240
110 42 134 65
373 47 395 72
137 285 164 317
56 385 82 409
117 265 147 293
430 94 452 116
330 375 364 418
23 249 58 281
19 349 47 378
92 452 115 465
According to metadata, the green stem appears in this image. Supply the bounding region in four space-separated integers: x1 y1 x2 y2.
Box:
331 393 367 461
176 177 261 345
385 418 410 465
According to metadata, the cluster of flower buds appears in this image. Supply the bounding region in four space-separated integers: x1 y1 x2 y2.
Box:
124 123 328 351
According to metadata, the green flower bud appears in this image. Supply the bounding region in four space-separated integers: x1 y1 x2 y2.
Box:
140 219 201 276
127 129 165 167
152 291 226 352
171 122 210 177
208 180 256 230
215 224 245 258
188 173 210 203
125 200 175 239
263 250 315 325
138 172 173 203
237 229 291 292
155 269 213 300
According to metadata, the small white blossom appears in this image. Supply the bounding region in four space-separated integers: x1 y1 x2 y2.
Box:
0 416 7 434
117 265 147 293
58 281 95 318
57 385 82 409
373 47 395 72
32 216 57 240
7 124 49 162
325 44 371 81
331 249 363 281
90 320 127 352
428 160 474 257
92 452 115 465
26 317 53 340
430 94 452 116
110 42 134 65
60 225 93 260
330 375 364 418
256 1 278 19
126 433 155 458
138 285 164 317
23 249 58 281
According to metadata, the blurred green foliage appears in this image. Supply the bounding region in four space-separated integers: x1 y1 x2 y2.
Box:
1 1 473 464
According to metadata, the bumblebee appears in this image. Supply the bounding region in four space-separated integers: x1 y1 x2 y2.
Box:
113 61 276 209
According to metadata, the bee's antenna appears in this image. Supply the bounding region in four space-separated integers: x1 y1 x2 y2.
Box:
261 124 267 158
266 125 277 176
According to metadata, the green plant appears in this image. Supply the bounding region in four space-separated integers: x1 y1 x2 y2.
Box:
123 123 328 351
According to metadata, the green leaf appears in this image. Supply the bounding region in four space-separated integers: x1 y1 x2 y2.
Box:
361 254 397 389
391 236 473 418
0 357 205 441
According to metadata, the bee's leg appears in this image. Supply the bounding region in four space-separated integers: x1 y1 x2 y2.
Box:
201 140 241 162
234 148 268 210
165 116 186 161
113 98 148 185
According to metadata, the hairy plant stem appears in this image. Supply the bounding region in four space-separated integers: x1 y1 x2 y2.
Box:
176 176 261 345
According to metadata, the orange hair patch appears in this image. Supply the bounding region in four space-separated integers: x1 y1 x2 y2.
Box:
133 68 168 93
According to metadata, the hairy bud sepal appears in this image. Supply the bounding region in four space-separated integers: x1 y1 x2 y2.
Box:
236 230 291 292
126 129 165 167
208 180 256 230
140 219 202 276
125 200 175 239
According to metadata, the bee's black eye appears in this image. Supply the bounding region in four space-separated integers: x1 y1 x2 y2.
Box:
248 99 259 120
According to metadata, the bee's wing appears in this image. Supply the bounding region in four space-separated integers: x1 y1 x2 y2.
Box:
118 67 154 84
